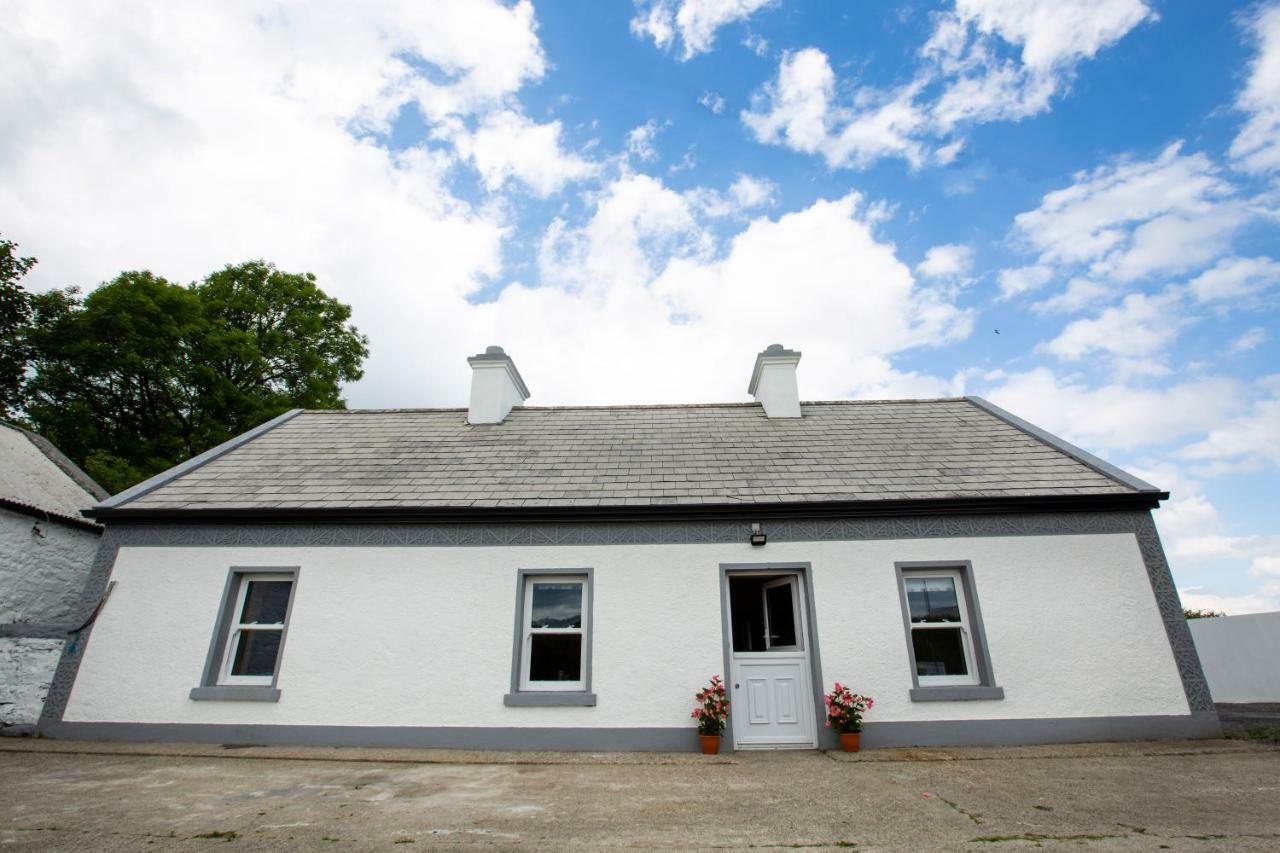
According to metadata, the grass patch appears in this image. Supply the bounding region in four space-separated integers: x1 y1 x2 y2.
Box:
973 832 1119 844
192 830 238 841
1242 726 1280 743
940 797 983 826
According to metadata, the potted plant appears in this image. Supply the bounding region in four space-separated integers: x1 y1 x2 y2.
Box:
824 683 873 752
692 675 730 754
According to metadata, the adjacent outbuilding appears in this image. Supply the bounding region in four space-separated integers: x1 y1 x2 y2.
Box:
1 421 106 734
41 346 1218 750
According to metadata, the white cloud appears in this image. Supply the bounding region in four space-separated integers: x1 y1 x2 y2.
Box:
1186 256 1280 303
438 110 598 196
952 0 1155 71
686 174 776 218
626 120 665 163
1041 290 1186 370
631 0 774 61
980 368 1247 453
1231 2 1280 174
1229 327 1269 354
742 49 929 170
917 243 974 280
1178 395 1280 473
742 32 769 57
699 90 727 114
1178 588 1280 616
1029 277 1109 314
1010 143 1240 278
997 264 1052 299
487 185 970 403
741 1 1152 169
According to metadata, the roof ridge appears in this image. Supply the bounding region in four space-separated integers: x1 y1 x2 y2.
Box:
305 398 971 414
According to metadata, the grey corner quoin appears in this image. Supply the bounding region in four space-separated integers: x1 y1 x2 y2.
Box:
39 510 1218 750
504 567 596 707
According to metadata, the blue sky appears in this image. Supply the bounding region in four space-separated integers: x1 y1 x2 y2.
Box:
2 0 1278 612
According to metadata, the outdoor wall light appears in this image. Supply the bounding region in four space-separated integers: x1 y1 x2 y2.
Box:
750 523 767 546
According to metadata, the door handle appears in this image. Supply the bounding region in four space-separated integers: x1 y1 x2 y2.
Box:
734 683 740 689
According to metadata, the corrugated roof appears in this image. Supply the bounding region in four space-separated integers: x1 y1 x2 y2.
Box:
107 398 1147 512
0 421 107 525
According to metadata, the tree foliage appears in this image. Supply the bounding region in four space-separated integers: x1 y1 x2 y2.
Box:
0 234 37 418
1183 608 1225 619
22 261 368 493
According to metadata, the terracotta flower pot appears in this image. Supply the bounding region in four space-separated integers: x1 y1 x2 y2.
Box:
699 734 722 755
839 732 861 753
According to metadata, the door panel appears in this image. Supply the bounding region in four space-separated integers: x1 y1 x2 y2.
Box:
774 677 799 724
746 678 770 724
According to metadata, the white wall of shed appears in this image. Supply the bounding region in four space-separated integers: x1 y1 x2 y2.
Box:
1189 611 1280 703
0 507 101 624
63 533 1191 727
0 637 64 730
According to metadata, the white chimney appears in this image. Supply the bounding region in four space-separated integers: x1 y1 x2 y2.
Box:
748 344 802 418
467 346 530 424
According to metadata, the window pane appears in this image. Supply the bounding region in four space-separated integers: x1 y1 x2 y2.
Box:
230 629 283 676
529 633 582 681
240 580 292 625
912 627 968 677
764 583 797 647
530 583 582 629
906 577 962 623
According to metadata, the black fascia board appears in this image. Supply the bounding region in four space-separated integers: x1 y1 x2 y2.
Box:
86 491 1167 525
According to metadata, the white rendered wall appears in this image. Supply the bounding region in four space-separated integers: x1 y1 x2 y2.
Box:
64 533 1191 728
0 508 101 624
0 638 64 730
1189 611 1280 702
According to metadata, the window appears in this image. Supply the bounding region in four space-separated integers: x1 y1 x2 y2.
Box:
895 562 1003 702
221 574 294 685
903 570 976 685
506 570 596 706
190 568 298 702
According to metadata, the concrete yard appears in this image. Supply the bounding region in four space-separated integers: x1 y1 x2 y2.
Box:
2 738 1279 851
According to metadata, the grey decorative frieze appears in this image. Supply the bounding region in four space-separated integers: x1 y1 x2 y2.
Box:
40 510 1213 727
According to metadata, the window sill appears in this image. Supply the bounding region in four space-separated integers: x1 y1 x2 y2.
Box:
189 686 281 702
504 692 597 707
909 686 1005 702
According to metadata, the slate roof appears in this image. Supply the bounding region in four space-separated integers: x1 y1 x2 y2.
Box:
0 421 107 528
99 398 1155 514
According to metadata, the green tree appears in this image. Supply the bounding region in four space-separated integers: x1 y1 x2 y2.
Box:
0 234 37 418
1183 608 1225 619
25 261 368 493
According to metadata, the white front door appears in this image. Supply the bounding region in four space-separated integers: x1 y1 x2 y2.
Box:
728 573 817 748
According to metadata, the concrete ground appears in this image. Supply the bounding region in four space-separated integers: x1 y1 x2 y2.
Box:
2 738 1279 851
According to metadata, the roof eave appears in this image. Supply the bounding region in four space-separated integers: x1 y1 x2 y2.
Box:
85 491 1167 525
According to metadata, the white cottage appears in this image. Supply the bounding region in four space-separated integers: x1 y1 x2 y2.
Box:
42 346 1218 750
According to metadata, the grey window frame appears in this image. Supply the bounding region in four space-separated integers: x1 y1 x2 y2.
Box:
895 561 1004 702
504 568 596 707
189 567 299 702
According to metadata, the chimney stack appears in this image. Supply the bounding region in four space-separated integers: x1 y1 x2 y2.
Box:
749 344 802 418
467 346 529 424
